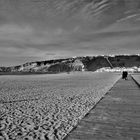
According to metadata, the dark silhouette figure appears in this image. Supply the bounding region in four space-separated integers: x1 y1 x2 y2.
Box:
122 71 128 80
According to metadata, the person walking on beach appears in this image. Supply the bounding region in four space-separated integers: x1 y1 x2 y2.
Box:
122 71 128 80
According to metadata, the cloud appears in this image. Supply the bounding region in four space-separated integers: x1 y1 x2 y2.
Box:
0 0 140 66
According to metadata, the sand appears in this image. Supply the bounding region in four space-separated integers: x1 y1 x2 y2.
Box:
0 72 120 140
131 74 140 86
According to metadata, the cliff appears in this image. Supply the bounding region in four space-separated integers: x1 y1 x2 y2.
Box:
0 55 140 74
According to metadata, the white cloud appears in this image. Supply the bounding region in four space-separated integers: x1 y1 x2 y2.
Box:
117 13 140 22
0 24 33 35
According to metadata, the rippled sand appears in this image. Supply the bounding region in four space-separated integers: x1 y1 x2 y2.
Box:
0 72 120 140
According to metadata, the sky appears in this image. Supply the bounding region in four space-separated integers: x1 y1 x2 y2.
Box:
0 0 140 66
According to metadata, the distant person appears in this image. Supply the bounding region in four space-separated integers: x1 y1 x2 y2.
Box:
122 71 128 80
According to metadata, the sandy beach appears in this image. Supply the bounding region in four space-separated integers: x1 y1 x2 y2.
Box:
0 72 120 140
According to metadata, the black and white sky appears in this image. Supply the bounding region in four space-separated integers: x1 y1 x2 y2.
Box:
0 0 140 66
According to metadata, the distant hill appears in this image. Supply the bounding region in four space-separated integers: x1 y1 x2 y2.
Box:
0 55 140 74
